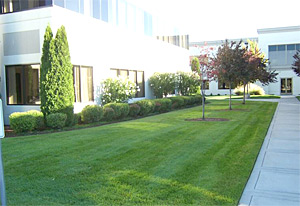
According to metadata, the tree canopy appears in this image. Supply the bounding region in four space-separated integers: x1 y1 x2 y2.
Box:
292 50 300 76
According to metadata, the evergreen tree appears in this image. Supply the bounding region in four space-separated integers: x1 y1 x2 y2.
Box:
40 25 74 126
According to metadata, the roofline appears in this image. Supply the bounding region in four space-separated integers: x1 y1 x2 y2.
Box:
257 25 300 34
189 37 258 46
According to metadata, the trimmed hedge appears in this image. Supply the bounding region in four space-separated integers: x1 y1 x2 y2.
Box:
26 110 45 130
81 105 104 124
135 99 155 116
129 104 140 117
103 107 115 121
46 113 67 129
9 112 36 133
73 113 81 125
153 99 172 113
104 103 129 119
168 96 185 109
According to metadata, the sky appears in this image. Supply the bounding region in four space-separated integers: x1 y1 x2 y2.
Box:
127 0 300 42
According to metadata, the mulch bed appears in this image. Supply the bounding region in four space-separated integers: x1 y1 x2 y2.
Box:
185 118 230 122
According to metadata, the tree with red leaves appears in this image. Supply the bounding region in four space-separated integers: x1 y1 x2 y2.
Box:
292 51 300 77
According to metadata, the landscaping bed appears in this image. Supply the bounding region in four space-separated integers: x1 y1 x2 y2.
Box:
2 100 277 205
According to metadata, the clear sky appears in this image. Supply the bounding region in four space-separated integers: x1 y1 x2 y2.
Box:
127 0 300 42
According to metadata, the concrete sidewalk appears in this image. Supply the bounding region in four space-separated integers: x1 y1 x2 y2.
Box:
239 96 300 206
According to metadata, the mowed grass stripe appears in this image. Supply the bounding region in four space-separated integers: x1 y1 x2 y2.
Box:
3 100 277 205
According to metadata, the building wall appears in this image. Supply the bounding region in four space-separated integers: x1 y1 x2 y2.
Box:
0 6 190 124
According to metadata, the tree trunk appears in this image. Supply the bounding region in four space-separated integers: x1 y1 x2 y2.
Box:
201 81 205 120
229 81 232 110
243 81 246 104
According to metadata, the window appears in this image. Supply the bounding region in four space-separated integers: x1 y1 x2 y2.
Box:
203 81 209 90
73 66 94 103
92 0 100 19
268 44 300 66
110 68 145 97
101 0 108 22
218 81 231 89
66 0 79 12
1 0 52 13
6 64 40 105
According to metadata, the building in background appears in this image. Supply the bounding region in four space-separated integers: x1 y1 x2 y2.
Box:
189 26 300 96
0 0 190 124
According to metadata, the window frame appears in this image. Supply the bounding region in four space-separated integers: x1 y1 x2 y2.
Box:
73 65 94 103
5 64 41 106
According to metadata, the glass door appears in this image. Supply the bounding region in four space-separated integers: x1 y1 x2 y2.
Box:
281 78 292 94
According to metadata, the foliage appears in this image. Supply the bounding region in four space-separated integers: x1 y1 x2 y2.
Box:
176 72 200 96
40 25 74 126
46 113 67 129
234 84 265 96
129 104 141 117
135 99 155 116
81 105 104 124
149 73 176 98
101 77 136 105
168 96 185 109
103 107 115 121
9 112 36 133
26 110 45 130
153 99 172 113
103 103 129 119
292 50 300 76
73 113 81 125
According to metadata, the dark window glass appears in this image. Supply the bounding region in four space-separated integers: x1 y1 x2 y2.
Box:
93 0 100 19
278 45 286 51
6 64 40 105
73 66 94 103
218 81 230 89
203 81 209 90
296 44 300 51
269 45 276 52
66 0 79 12
287 44 295 51
101 0 108 22
136 71 144 97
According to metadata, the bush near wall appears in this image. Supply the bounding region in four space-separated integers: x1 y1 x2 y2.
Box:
81 105 104 124
103 107 115 121
153 99 172 113
168 96 185 109
104 103 129 119
9 112 36 133
129 104 140 117
135 99 155 116
46 113 67 129
26 110 45 130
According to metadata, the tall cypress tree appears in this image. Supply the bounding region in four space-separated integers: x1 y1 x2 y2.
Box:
40 25 74 126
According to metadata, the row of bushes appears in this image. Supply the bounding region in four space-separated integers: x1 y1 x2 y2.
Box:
9 95 202 133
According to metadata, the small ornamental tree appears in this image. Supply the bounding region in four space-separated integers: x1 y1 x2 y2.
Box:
176 71 200 96
292 50 300 77
40 25 75 126
212 40 240 110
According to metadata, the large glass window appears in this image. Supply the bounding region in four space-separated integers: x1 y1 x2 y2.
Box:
6 64 40 105
101 0 108 22
269 44 300 66
92 0 100 19
73 66 94 103
66 0 79 12
1 0 52 13
110 68 145 97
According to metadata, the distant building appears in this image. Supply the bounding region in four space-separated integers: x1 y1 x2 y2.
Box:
189 26 300 96
0 0 190 124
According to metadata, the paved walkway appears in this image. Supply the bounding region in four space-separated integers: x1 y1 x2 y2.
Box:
239 96 300 206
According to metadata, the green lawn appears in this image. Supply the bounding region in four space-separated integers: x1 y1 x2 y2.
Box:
207 94 280 100
3 100 277 205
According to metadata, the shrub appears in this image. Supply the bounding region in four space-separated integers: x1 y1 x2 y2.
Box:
136 99 155 116
26 110 45 130
129 104 140 117
153 99 172 113
193 95 203 105
103 107 115 121
104 103 129 119
168 96 185 109
149 72 176 98
81 105 104 124
73 113 81 125
234 83 265 96
9 112 36 133
46 113 67 129
101 77 136 105
181 96 192 106
176 72 200 96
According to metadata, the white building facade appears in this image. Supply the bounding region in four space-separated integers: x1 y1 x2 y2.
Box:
0 0 190 124
190 26 300 96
